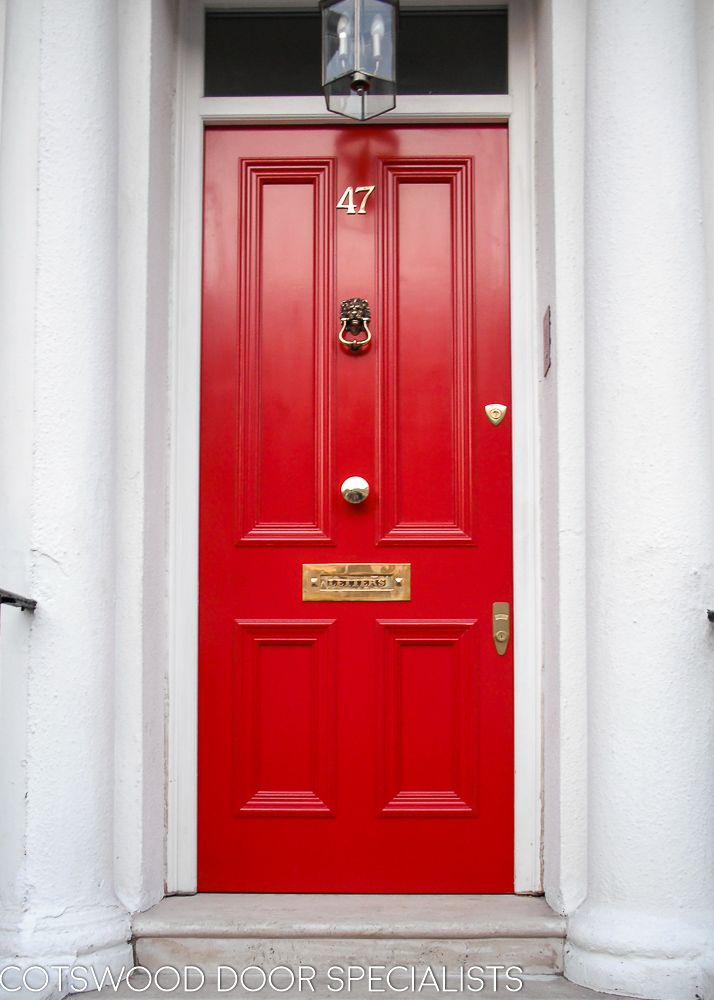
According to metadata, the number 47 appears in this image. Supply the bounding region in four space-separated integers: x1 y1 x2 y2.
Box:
336 185 376 215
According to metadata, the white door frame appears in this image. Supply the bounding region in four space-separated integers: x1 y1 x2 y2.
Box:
167 0 541 894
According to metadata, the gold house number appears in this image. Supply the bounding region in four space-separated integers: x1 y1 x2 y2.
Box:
336 185 376 215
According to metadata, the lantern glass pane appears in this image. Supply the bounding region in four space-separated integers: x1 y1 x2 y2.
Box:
323 0 356 86
324 75 396 120
358 0 396 82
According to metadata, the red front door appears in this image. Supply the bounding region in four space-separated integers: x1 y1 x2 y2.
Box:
199 125 513 892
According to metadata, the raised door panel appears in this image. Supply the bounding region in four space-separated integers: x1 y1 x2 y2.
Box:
237 161 334 544
233 620 337 816
377 619 479 817
378 161 475 545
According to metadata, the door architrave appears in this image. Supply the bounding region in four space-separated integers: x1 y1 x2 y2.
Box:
168 0 541 894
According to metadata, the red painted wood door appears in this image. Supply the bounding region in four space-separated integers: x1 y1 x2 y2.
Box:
199 126 513 892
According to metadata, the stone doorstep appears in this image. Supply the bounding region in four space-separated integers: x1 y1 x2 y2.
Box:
132 895 566 978
87 977 631 1000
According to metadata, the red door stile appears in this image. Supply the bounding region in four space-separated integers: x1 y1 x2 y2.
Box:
198 126 513 892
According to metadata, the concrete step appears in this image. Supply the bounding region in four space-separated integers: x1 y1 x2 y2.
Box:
133 894 566 979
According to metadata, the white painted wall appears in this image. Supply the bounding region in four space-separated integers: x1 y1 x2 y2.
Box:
0 2 175 996
534 0 588 917
1 3 714 1000
564 2 714 997
0 1 43 982
534 2 714 996
114 0 176 916
700 2 714 519
698 4 714 987
0 2 130 994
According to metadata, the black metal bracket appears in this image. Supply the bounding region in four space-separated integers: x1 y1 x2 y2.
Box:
0 588 37 612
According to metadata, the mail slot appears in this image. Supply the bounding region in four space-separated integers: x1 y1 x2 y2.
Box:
302 563 411 601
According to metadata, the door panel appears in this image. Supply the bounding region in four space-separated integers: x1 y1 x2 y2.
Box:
379 161 474 543
378 620 479 817
236 161 333 544
233 619 337 817
199 126 513 892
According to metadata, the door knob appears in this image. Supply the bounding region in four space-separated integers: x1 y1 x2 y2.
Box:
341 476 370 504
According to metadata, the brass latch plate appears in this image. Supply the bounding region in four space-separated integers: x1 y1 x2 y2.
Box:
302 564 411 602
492 601 511 655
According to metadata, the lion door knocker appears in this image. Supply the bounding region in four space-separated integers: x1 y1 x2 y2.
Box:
338 298 372 353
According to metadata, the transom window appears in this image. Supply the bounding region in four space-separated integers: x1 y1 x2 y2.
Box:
204 8 508 97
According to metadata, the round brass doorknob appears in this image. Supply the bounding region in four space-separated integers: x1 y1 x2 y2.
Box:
341 476 370 504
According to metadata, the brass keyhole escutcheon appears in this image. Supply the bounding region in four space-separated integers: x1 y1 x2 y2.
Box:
485 403 507 426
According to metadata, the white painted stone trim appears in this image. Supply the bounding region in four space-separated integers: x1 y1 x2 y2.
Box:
534 0 589 917
114 0 176 916
167 0 205 898
199 94 512 122
167 0 543 896
507 0 542 899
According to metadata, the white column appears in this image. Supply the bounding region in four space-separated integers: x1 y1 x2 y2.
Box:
0 1 131 994
0 4 43 984
566 2 714 998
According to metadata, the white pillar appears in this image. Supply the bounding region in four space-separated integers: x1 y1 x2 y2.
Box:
0 5 43 985
0 1 131 994
566 2 714 998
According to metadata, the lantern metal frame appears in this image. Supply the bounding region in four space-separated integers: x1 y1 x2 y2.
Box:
320 0 399 121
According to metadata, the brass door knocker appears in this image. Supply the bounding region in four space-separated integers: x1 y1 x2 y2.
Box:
338 298 372 353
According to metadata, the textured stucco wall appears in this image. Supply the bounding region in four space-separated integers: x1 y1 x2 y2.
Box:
698 4 714 988
0 2 129 988
534 0 588 918
1 3 713 1000
0 2 175 996
114 0 176 917
0 0 43 974
565 1 714 997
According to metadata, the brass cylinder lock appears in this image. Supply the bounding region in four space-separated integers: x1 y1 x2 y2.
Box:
485 403 508 426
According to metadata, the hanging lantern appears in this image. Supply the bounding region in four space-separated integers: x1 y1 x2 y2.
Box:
320 0 398 121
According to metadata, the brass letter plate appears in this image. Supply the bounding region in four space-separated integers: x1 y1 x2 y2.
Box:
302 564 411 602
